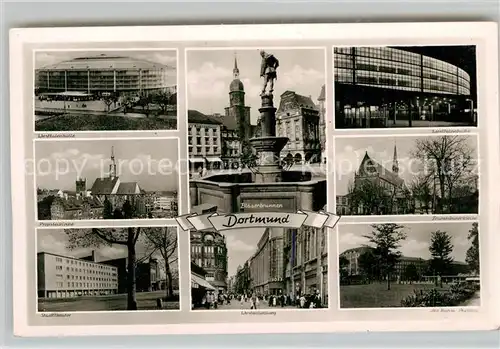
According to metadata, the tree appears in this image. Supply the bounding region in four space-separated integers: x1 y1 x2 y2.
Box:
465 222 479 275
103 198 113 219
348 180 391 215
429 230 454 287
404 263 419 284
137 94 152 117
143 227 178 299
412 135 475 213
122 199 135 219
153 91 173 115
358 249 379 283
66 227 144 310
409 175 433 214
363 223 406 290
339 256 350 284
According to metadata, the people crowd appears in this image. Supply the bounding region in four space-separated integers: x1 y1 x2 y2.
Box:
196 289 323 310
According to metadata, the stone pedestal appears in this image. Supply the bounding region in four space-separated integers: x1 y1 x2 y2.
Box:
250 93 289 183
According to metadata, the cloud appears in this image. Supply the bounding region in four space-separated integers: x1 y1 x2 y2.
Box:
187 62 233 101
97 246 127 261
399 238 430 259
38 233 68 255
280 65 324 91
226 234 256 253
338 231 369 252
133 51 177 67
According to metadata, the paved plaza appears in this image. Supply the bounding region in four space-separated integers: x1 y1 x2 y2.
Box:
38 291 180 312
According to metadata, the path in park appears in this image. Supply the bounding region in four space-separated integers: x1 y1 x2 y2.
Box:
462 291 481 306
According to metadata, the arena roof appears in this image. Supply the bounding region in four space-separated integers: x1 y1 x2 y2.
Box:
38 54 172 71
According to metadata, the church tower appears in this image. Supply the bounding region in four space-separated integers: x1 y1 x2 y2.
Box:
224 54 252 158
109 146 117 179
392 142 399 174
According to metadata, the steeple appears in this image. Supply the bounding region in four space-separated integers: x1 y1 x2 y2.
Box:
233 55 239 79
392 142 399 174
109 146 117 179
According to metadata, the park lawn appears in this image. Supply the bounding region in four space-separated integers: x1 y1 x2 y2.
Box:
340 283 450 308
38 291 179 312
35 113 177 131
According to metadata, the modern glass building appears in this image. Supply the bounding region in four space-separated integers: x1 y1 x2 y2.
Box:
334 46 476 128
35 54 176 97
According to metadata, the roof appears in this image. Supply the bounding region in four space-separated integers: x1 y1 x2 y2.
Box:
340 246 374 256
116 182 140 195
90 177 119 195
230 79 244 92
281 90 317 110
188 110 223 125
358 152 405 187
52 196 103 210
37 54 172 71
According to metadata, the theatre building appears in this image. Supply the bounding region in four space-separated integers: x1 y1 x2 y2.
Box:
37 252 118 299
334 46 476 128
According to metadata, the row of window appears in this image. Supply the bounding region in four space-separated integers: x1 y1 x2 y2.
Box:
58 273 116 282
188 136 219 146
189 127 221 136
55 257 115 271
191 245 225 255
188 146 219 155
53 281 117 289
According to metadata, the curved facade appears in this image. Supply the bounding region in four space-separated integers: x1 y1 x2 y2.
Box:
190 230 228 291
334 47 470 95
35 54 176 96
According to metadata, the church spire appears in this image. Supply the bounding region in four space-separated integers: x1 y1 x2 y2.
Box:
233 54 239 79
109 146 117 179
392 142 399 174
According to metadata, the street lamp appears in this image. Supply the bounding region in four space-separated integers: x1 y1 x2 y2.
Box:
466 98 475 124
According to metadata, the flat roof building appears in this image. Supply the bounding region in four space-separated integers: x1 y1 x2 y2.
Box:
37 251 118 299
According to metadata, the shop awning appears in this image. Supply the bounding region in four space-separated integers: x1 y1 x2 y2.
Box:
191 274 215 290
205 157 222 163
189 157 205 163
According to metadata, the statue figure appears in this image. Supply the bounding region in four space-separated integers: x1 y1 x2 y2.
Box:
260 50 279 96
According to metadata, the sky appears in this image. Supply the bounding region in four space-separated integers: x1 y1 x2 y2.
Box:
35 50 177 70
335 135 478 195
187 48 325 124
37 228 179 275
35 139 179 192
338 222 477 263
222 227 267 277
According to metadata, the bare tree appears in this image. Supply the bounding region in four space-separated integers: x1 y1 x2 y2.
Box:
410 175 433 214
66 227 148 310
412 135 475 213
143 227 178 298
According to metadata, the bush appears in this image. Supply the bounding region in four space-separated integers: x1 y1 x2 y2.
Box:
401 282 477 307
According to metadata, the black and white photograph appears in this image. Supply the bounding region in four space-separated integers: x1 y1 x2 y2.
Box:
34 50 178 132
190 227 328 311
335 135 479 216
186 48 329 310
37 226 180 312
338 222 480 308
334 46 477 128
35 138 179 220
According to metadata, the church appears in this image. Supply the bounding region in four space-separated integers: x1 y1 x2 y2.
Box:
339 144 413 215
50 147 148 220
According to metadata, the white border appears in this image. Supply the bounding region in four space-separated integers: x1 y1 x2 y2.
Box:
33 48 180 134
336 220 482 311
33 136 182 224
184 46 330 314
332 132 480 219
35 224 182 314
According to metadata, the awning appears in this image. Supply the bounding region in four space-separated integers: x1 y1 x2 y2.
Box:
189 157 205 163
191 274 215 290
205 157 223 163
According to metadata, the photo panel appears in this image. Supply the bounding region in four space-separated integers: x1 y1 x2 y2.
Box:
36 226 180 312
335 134 479 216
338 221 480 309
34 137 180 221
333 45 477 129
185 47 331 311
34 49 178 132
